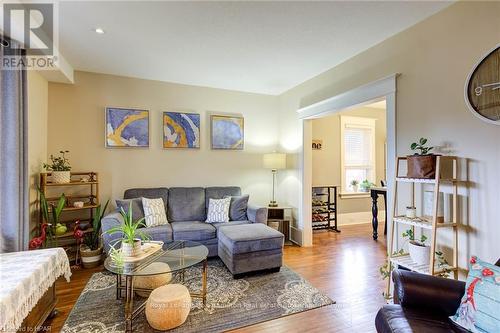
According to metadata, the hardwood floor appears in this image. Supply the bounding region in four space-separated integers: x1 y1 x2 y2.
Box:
45 223 387 332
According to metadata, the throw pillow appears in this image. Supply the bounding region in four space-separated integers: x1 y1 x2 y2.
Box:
224 195 249 221
142 197 169 227
116 198 144 222
205 197 231 223
450 256 500 333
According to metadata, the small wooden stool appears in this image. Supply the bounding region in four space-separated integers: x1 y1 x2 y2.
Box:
145 284 191 330
133 262 172 297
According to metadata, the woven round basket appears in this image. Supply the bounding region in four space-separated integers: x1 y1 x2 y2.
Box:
51 171 71 183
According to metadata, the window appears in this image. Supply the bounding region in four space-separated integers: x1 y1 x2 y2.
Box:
341 116 376 193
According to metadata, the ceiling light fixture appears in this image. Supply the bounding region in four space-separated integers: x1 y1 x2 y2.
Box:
94 28 105 34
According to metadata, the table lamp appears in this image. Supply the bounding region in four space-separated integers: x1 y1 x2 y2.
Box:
263 153 286 207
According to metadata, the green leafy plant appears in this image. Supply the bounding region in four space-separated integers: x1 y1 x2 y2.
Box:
350 179 359 186
83 200 110 250
402 229 427 245
43 150 71 171
435 251 451 278
104 202 150 244
108 242 124 267
38 188 66 245
359 179 375 192
410 138 434 155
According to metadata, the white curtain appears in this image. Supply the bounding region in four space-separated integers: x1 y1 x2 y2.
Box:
0 36 29 253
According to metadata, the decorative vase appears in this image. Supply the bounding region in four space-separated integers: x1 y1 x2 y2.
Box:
352 185 358 192
406 155 437 179
406 206 417 219
408 241 431 265
121 239 142 257
80 244 103 268
51 171 71 184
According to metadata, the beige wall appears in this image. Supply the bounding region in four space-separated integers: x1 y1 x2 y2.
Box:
278 1 500 263
47 71 279 207
312 107 386 215
27 71 48 233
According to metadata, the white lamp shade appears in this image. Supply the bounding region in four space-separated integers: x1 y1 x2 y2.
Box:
263 153 286 170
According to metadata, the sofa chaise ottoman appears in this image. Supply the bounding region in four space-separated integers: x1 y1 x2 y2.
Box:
218 223 284 277
101 186 281 277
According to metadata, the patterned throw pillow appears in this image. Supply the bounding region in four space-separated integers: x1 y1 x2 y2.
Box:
205 197 231 223
450 256 500 333
141 198 169 227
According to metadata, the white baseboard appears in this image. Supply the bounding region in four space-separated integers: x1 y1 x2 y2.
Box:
338 211 386 226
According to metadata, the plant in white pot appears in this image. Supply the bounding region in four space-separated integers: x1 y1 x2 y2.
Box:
43 150 72 183
350 180 359 192
80 200 109 268
104 202 150 257
402 229 430 265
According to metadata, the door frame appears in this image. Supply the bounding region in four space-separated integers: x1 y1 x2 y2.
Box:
297 74 399 246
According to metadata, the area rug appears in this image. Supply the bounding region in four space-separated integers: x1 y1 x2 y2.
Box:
61 259 333 332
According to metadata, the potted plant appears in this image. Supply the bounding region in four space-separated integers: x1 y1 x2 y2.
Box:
38 189 66 246
402 229 430 265
43 150 72 183
407 138 437 179
359 179 375 192
80 200 109 268
104 202 150 257
350 180 359 192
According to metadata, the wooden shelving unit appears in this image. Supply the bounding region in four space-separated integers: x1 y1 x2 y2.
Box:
386 156 461 294
312 186 339 232
39 172 99 261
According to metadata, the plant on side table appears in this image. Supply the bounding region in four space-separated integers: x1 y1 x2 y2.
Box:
43 150 72 183
80 200 109 268
407 138 437 179
104 202 150 257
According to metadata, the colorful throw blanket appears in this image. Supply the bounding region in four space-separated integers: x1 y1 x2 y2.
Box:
0 248 71 332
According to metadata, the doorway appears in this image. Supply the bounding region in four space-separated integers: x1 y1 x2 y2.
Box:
311 101 387 235
297 75 397 247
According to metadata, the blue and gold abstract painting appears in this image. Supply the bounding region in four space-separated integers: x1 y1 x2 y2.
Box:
211 115 244 150
105 107 149 148
163 112 200 148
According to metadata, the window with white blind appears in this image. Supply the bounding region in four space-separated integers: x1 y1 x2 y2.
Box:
340 116 376 193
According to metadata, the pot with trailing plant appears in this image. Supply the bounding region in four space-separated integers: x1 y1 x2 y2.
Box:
104 202 150 257
80 200 109 268
407 138 438 179
402 229 431 265
43 150 72 184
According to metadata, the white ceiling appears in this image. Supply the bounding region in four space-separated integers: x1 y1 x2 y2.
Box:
59 1 452 95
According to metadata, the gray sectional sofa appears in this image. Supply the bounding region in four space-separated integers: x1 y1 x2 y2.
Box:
101 186 284 276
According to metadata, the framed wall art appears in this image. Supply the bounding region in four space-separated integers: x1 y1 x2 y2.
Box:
105 107 149 148
163 111 200 148
210 115 244 150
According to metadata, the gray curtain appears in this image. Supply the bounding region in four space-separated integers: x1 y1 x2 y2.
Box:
0 37 29 253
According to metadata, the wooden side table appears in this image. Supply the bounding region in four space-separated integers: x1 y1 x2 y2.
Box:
267 206 293 245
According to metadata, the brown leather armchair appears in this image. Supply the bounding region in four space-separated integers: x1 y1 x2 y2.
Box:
375 259 500 333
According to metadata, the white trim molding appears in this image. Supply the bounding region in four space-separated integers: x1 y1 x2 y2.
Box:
297 74 398 247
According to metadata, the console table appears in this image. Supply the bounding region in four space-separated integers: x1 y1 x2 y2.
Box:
370 186 387 240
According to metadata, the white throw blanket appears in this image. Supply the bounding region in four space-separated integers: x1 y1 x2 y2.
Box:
0 248 72 332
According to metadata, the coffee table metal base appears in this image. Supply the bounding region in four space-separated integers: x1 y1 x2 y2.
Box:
115 259 208 333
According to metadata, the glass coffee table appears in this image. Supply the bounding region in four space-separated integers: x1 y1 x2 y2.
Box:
104 240 209 333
